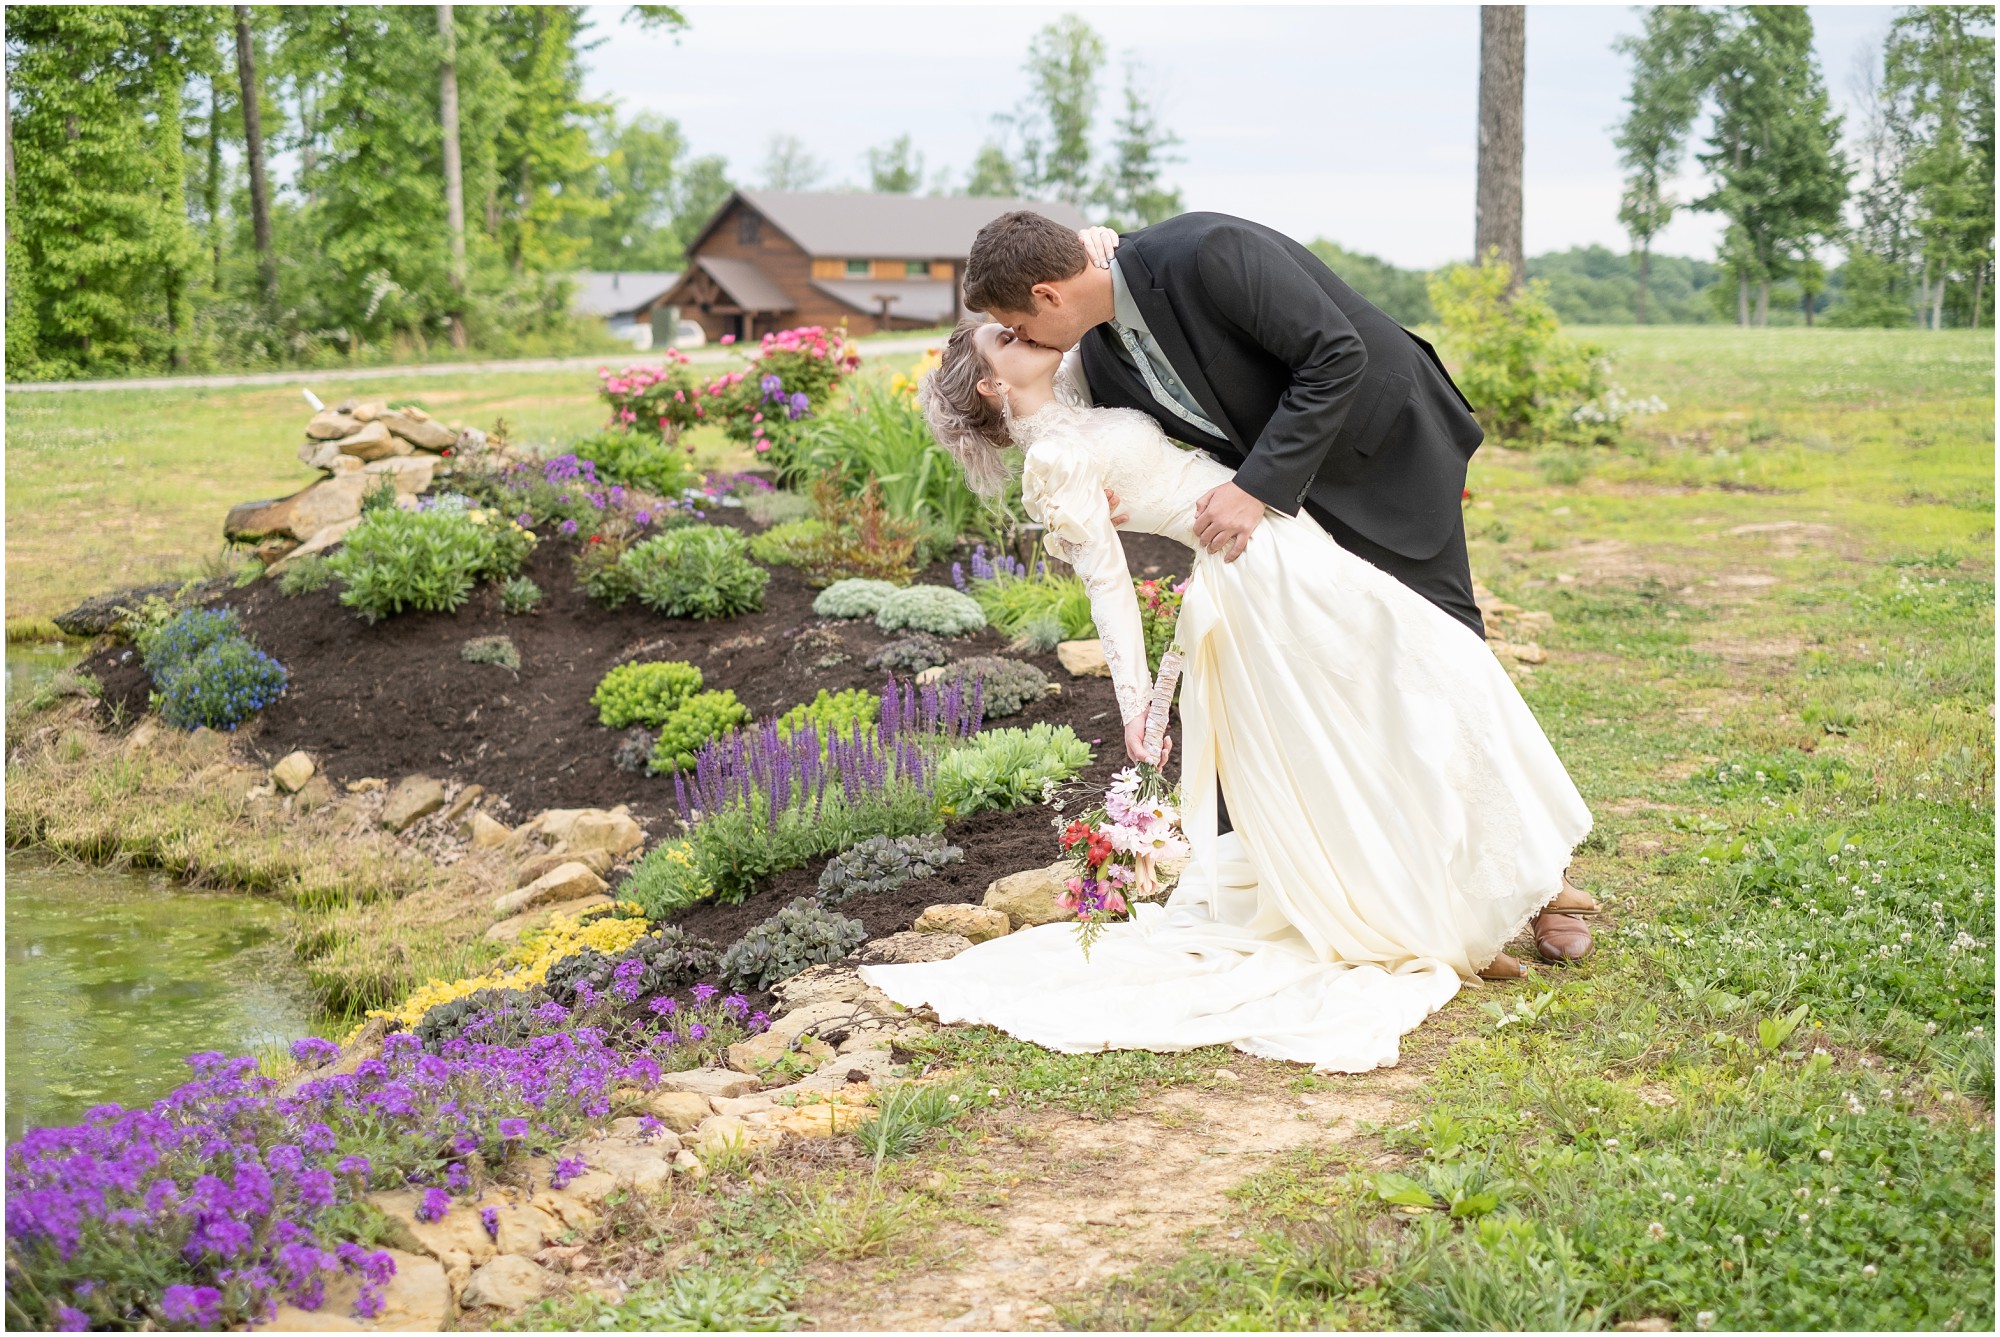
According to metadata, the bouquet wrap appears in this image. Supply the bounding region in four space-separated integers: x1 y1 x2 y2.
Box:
1142 648 1184 762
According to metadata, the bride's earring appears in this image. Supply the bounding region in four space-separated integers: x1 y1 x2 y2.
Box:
996 385 1017 435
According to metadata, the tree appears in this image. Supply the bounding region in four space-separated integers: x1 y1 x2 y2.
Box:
1476 6 1526 290
963 140 1021 197
672 153 733 250
1011 15 1105 208
1096 62 1183 230
1695 7 1849 327
1613 7 1716 322
1831 34 1922 326
761 133 825 191
866 134 924 194
438 4 468 348
487 6 605 279
233 5 276 307
1885 6 1995 328
586 113 688 268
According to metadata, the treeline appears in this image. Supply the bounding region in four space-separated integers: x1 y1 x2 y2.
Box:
1615 4 1993 329
5 6 719 379
1309 242 1730 328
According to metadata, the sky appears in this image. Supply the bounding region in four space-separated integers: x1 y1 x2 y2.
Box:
579 3 1898 271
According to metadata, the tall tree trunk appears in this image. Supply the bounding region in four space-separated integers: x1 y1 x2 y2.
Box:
233 6 276 308
1635 246 1651 324
1932 276 1947 330
1476 6 1527 289
208 78 224 292
1737 270 1749 326
438 4 468 349
1803 289 1814 327
1972 262 1984 331
1755 279 1769 327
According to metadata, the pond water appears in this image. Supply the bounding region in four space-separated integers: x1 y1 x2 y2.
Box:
5 852 332 1140
6 640 81 707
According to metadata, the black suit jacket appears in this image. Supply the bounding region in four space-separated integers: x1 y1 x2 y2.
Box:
1078 212 1484 561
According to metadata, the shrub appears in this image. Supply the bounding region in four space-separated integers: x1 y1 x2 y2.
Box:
597 355 701 443
744 488 812 525
747 518 828 567
936 656 1048 719
874 585 986 637
460 635 521 671
620 526 769 620
1426 257 1608 445
277 554 335 597
813 578 899 619
776 688 880 743
649 689 751 774
593 660 704 729
866 634 951 675
818 833 964 907
571 426 699 494
500 576 543 614
325 506 535 623
155 638 289 731
796 479 921 586
137 607 245 683
933 723 1092 816
717 897 867 993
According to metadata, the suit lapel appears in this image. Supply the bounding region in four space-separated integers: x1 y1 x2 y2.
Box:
1118 247 1245 450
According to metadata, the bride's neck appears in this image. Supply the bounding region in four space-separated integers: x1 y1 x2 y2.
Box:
1006 376 1057 420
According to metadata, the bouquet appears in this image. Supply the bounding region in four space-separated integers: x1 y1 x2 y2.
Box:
1054 650 1189 958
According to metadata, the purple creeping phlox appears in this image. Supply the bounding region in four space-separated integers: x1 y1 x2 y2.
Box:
5 1015 674 1330
671 673 985 826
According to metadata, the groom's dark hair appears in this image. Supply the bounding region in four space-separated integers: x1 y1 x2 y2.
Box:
962 211 1089 314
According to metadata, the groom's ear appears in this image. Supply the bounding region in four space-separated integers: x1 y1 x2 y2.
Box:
1029 281 1064 311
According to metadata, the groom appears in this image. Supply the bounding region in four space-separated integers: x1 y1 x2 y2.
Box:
961 208 1596 963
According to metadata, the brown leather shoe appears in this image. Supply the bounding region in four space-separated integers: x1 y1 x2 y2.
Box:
1533 911 1593 962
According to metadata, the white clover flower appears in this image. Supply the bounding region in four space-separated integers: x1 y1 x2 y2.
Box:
1648 1222 1667 1240
1863 1264 1878 1278
1818 1149 1833 1162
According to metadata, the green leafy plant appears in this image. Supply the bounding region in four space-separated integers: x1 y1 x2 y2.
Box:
818 833 963 907
933 723 1092 816
813 578 899 619
796 478 921 586
154 637 289 732
592 660 704 729
619 526 768 620
1426 256 1610 445
648 689 751 774
499 575 543 615
459 635 520 671
716 897 866 992
935 656 1049 719
855 1081 970 1160
874 585 986 637
800 379 985 537
775 687 880 742
747 517 828 567
744 488 813 526
570 426 698 494
323 507 534 623
276 554 334 597
866 634 951 675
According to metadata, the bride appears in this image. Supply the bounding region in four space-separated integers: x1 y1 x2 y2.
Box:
856 320 1593 1072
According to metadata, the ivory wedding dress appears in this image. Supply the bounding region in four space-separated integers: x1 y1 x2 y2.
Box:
858 393 1592 1072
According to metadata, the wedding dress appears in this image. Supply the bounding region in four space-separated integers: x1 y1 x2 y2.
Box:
858 390 1592 1072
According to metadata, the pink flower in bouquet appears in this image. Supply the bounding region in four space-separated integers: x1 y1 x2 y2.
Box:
1103 891 1128 915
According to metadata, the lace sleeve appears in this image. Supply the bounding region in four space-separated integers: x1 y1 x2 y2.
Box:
1054 348 1091 407
1023 443 1149 726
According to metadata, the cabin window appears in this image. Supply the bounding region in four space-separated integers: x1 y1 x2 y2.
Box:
737 211 762 245
905 259 929 277
845 258 870 277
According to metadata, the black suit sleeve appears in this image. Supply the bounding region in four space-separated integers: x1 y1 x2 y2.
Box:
1193 225 1368 515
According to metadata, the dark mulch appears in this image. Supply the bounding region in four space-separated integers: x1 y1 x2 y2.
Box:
81 520 1190 922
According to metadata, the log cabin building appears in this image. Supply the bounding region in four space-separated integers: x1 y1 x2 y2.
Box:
651 191 1090 342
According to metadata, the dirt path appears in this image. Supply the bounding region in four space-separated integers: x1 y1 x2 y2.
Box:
799 1067 1416 1331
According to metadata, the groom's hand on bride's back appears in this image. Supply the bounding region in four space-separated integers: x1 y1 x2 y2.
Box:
1104 488 1130 527
1194 481 1264 562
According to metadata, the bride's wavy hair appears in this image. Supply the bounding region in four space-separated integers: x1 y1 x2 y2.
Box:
917 318 1014 498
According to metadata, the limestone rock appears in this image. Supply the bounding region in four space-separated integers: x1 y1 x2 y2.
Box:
362 454 436 495
255 1247 449 1331
1493 640 1547 665
711 1093 777 1118
983 863 1074 930
460 1255 554 1311
52 580 187 638
122 720 161 754
366 1189 558 1266
514 846 612 888
493 862 609 916
724 1029 834 1076
691 1114 784 1157
271 750 315 793
482 893 614 944
915 903 1010 943
380 410 459 451
332 420 411 462
565 811 645 859
440 1249 474 1304
349 400 388 423
306 410 364 440
656 1067 762 1100
642 1090 713 1132
1056 639 1109 677
857 930 975 965
527 805 634 845
265 516 361 577
464 810 513 848
760 1099 877 1139
225 495 305 543
381 774 446 833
